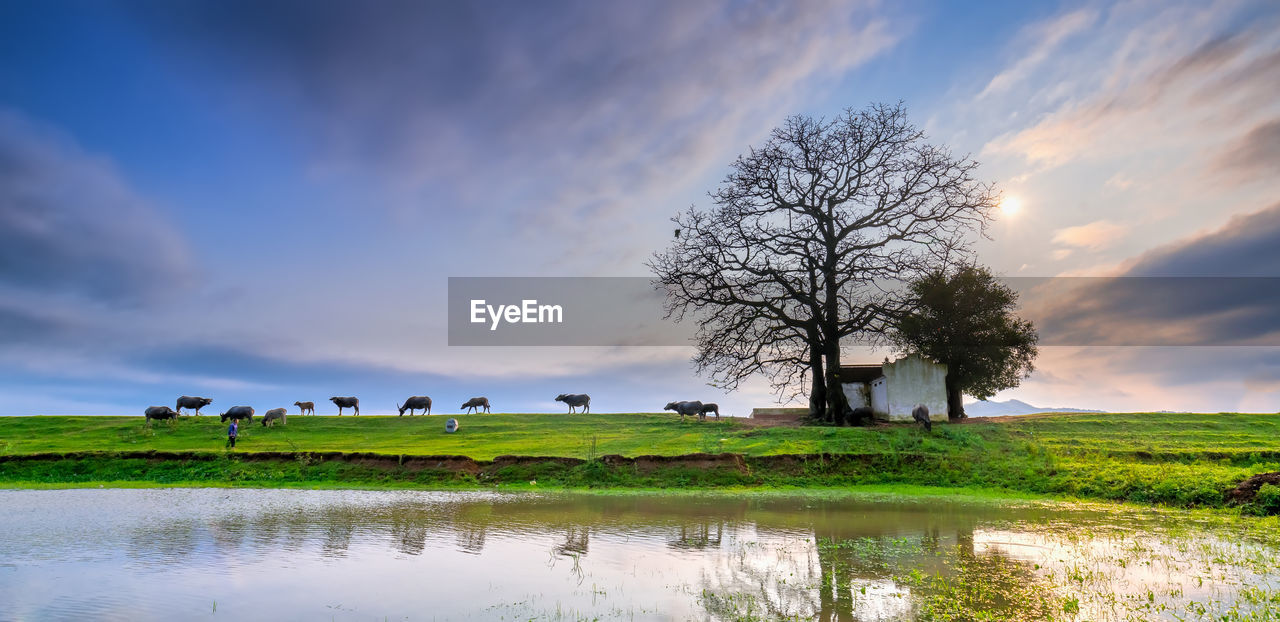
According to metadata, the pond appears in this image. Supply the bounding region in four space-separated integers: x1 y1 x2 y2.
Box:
0 488 1276 621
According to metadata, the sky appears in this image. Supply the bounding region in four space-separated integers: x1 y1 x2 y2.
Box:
1 0 1278 416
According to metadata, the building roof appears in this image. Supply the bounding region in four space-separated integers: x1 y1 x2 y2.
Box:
838 364 884 383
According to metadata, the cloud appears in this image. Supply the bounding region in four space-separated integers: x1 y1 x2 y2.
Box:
1213 118 1280 182
1123 202 1280 276
0 110 195 305
1002 346 1280 413
1051 220 1129 251
1023 203 1280 347
0 303 73 345
1104 173 1135 191
981 3 1280 171
123 1 899 266
978 8 1098 99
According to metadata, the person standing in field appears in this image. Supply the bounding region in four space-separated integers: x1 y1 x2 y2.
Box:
226 419 238 449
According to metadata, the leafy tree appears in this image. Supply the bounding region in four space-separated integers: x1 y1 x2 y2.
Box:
650 103 998 424
890 265 1038 419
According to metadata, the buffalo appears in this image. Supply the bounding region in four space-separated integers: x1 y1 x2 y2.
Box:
461 397 490 414
555 394 590 414
699 403 721 419
330 396 360 416
262 407 287 427
398 396 432 416
912 403 932 432
144 406 179 425
294 401 315 416
664 400 704 421
175 396 212 416
851 406 874 424
220 406 255 423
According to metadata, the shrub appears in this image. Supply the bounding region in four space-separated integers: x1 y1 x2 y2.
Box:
1246 483 1280 516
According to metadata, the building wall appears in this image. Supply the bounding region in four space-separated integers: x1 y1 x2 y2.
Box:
842 382 870 409
880 354 947 422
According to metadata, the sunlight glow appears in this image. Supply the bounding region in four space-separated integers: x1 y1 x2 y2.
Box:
999 196 1023 217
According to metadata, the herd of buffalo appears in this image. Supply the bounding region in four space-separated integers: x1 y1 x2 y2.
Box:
143 395 934 430
141 393 726 425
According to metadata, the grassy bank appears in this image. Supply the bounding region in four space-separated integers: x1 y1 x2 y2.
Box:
1 413 1278 510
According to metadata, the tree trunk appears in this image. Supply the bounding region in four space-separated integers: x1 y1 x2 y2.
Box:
821 265 852 426
808 343 827 422
946 376 965 420
823 342 850 426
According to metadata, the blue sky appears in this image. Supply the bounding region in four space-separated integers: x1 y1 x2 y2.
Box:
1 0 1278 415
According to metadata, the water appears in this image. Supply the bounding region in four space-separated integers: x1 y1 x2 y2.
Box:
0 489 1276 621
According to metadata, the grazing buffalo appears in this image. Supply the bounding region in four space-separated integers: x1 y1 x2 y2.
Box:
398 396 432 416
912 403 932 432
175 396 213 416
461 397 490 414
262 408 287 427
144 406 179 424
664 400 704 421
294 401 315 416
330 396 360 416
699 403 721 419
219 406 254 423
555 394 590 414
851 406 873 424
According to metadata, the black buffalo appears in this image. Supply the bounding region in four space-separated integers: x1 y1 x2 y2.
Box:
913 403 932 432
664 400 704 421
175 396 212 416
330 396 360 416
461 397 490 414
398 396 432 416
220 406 254 423
144 406 179 424
555 394 590 414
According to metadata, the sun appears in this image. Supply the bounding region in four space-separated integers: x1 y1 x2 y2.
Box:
999 196 1022 217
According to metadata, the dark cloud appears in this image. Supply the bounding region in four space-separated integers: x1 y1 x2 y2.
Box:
0 304 73 345
1080 26 1255 121
1021 204 1280 346
1214 119 1280 182
1125 202 1280 276
1147 30 1251 95
123 0 896 239
0 111 195 305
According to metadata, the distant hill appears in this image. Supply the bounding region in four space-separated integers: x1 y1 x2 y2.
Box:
963 399 1105 417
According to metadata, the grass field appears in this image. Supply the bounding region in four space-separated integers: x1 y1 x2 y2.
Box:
2 412 1278 511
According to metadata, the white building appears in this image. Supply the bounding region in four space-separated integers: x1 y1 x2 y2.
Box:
839 353 947 422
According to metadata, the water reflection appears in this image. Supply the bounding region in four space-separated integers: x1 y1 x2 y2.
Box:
0 489 1275 621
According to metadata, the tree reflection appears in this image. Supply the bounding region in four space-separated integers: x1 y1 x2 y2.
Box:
106 490 1067 620
700 519 1062 621
454 524 486 555
669 520 724 550
553 525 589 557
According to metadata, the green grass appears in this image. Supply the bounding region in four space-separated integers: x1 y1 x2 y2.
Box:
1 412 1278 511
0 413 763 458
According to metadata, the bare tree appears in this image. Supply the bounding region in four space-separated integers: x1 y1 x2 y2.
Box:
650 103 997 424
